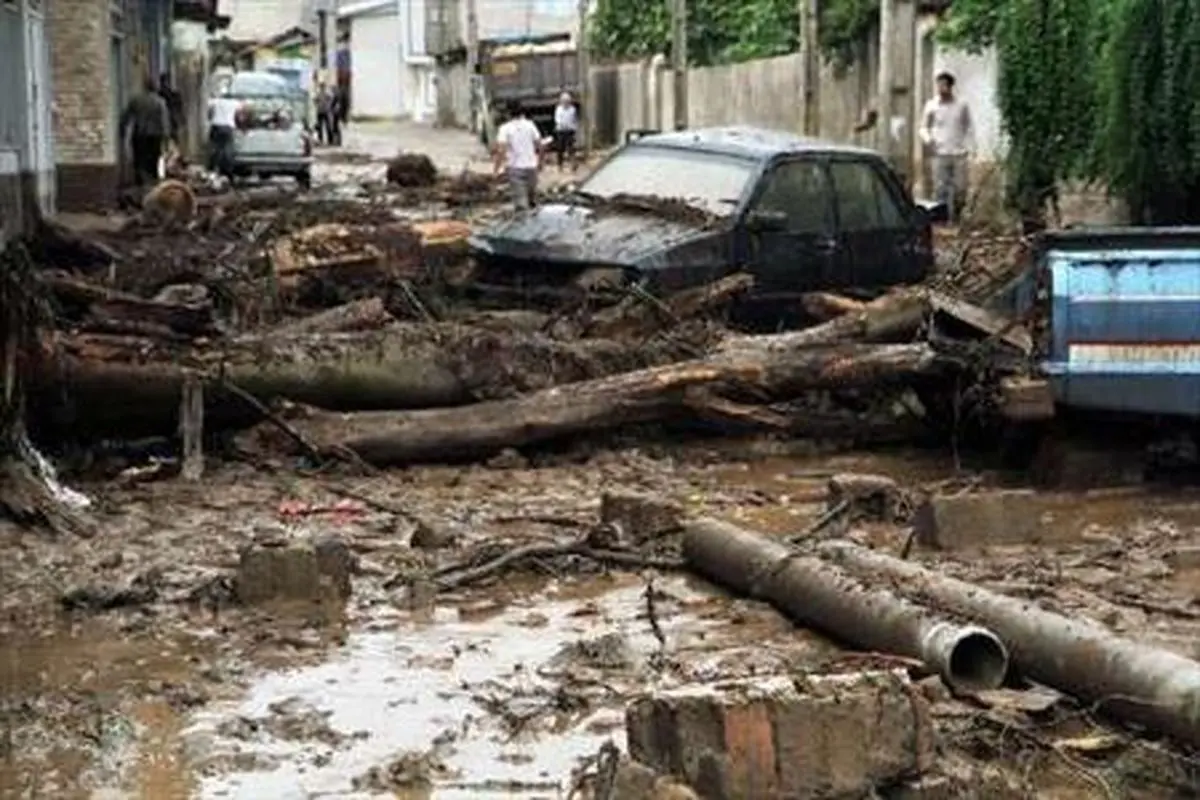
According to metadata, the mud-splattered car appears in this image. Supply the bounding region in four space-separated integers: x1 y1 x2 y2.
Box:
467 126 942 320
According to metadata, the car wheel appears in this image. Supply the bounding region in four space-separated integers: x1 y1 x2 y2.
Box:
296 170 312 191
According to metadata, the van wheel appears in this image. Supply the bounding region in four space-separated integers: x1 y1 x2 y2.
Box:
296 169 312 191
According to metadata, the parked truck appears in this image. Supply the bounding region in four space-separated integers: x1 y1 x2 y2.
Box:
477 33 580 145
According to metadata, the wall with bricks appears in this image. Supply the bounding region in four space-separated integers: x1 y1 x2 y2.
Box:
48 0 114 164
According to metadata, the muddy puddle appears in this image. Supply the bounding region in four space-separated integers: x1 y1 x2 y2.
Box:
176 573 812 799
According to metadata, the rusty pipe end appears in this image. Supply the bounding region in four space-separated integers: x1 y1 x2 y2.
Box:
921 623 1009 693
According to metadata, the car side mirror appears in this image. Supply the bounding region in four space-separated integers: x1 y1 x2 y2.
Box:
745 208 788 231
915 199 949 224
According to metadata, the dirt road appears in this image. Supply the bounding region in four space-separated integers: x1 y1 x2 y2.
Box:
1 133 1198 799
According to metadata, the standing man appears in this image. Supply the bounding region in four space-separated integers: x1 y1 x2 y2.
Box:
119 76 172 191
552 91 578 172
207 85 240 177
315 84 334 146
920 71 975 223
492 102 542 210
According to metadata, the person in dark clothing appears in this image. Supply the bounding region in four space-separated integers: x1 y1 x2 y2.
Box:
120 77 172 190
316 85 334 146
158 72 184 139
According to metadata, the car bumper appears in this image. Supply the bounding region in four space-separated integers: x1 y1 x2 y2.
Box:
230 156 312 173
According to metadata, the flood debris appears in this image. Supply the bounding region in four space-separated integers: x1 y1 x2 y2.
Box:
625 671 936 798
385 152 439 187
683 518 1010 693
234 534 356 605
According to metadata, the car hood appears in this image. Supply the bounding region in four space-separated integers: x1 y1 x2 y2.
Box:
469 202 724 267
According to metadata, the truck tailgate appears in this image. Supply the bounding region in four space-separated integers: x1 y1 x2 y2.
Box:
1040 228 1200 416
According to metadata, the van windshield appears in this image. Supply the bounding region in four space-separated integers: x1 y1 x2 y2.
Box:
578 146 755 216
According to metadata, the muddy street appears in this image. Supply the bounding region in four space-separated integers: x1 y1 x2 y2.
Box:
2 127 1200 800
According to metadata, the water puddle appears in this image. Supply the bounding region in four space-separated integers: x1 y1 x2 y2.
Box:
182 574 781 799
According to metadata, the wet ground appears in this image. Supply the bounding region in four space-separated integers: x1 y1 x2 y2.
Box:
5 121 1200 799
3 436 1200 798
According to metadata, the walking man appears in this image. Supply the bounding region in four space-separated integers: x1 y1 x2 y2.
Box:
316 84 335 146
207 85 240 177
553 91 578 172
493 102 542 210
120 76 172 191
920 71 975 223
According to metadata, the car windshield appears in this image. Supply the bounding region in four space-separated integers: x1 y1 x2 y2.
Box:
578 146 755 216
228 72 291 98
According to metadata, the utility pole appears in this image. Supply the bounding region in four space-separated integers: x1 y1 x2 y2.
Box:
671 0 688 129
577 0 591 156
797 0 820 135
466 0 481 133
876 0 895 160
803 0 820 135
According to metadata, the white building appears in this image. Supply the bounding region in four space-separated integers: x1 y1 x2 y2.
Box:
337 0 435 121
218 0 319 41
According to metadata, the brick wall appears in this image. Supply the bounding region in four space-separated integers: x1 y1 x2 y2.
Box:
48 0 118 209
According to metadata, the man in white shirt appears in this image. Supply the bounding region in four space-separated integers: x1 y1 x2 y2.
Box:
493 102 543 210
920 71 975 223
207 87 241 176
552 92 579 173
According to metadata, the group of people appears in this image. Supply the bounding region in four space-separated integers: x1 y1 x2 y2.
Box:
491 91 580 210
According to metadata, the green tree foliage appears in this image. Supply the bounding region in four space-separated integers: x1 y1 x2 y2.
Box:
940 0 1200 224
588 0 799 67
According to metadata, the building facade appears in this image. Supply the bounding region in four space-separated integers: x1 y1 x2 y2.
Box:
1 0 55 240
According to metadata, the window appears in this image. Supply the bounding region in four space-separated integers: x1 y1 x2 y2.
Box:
830 160 906 232
752 159 833 234
579 146 756 216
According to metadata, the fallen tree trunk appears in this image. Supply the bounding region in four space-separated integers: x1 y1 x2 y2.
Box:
252 361 745 463
682 518 1009 692
41 270 217 337
717 289 929 356
32 324 691 438
264 297 394 336
263 343 949 465
817 540 1200 748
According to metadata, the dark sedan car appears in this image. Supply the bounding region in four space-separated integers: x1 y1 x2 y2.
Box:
467 126 941 321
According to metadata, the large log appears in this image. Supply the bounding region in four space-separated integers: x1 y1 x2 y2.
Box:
267 343 948 465
31 324 684 438
682 518 1009 692
817 540 1200 748
41 270 217 337
264 297 394 336
716 289 930 356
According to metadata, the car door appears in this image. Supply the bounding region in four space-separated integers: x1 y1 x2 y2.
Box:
742 157 839 306
828 157 922 290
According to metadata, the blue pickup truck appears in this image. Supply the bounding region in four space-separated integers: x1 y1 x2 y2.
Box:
1003 228 1200 421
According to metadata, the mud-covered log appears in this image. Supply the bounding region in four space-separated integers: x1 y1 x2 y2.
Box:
717 290 929 355
817 540 1200 748
41 270 216 336
30 324 690 438
268 343 947 465
683 518 1009 692
255 362 745 464
265 297 394 336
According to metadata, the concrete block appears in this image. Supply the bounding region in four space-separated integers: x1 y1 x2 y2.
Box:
601 491 683 543
913 490 1045 550
626 671 934 799
235 535 354 605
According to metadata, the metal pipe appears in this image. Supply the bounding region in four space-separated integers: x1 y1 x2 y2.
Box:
818 540 1200 748
683 519 1009 692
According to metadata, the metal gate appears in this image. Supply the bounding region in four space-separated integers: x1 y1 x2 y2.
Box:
23 0 54 215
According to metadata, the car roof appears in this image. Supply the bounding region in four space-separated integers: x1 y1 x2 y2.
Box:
630 126 879 161
229 71 292 96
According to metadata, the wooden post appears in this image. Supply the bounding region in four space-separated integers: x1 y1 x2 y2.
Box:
671 0 688 130
577 0 591 156
876 0 895 159
466 0 481 133
179 373 204 481
799 0 820 135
